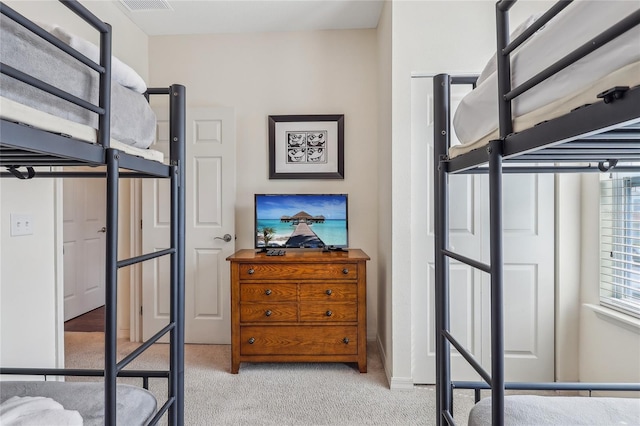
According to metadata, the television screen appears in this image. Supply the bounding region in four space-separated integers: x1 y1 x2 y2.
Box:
255 194 348 249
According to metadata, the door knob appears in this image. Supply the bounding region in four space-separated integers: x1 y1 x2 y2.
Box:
98 227 107 233
215 234 232 242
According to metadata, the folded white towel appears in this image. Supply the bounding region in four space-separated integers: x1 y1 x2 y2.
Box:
0 396 83 426
37 21 147 94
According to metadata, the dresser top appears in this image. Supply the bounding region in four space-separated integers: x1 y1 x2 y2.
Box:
227 248 369 262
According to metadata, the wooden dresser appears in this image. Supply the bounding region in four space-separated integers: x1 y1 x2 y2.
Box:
227 248 369 374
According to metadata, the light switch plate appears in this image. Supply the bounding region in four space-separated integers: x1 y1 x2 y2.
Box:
10 213 33 236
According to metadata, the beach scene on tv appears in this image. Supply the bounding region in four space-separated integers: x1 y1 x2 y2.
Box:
255 194 348 248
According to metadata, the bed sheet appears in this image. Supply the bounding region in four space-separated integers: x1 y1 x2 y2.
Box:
451 1 640 158
0 13 157 152
0 96 164 163
468 395 640 425
0 381 156 426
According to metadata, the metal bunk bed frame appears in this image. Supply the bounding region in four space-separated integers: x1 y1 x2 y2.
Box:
0 1 186 425
433 1 640 425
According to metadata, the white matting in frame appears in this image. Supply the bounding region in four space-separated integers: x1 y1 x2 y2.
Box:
268 114 344 179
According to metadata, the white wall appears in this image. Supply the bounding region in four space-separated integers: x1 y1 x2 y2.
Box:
376 0 393 379
0 0 148 368
148 28 380 339
0 179 62 369
579 174 640 388
555 174 582 382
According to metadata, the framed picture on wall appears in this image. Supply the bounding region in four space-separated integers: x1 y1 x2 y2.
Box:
268 114 344 179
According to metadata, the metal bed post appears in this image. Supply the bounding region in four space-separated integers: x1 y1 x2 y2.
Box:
491 2 511 424
487 139 505 426
496 1 513 138
433 73 452 425
97 22 111 149
62 0 112 149
98 10 115 423
105 148 119 426
169 158 179 426
169 84 186 426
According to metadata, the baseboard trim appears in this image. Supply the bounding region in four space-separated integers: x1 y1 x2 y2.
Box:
376 335 415 391
389 376 415 391
376 335 391 387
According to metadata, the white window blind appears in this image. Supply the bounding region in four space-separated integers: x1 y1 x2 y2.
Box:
600 173 640 318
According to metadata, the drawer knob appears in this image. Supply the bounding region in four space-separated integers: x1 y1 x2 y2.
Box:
248 337 255 344
343 337 350 344
325 289 333 296
326 310 333 317
342 268 349 274
265 289 272 296
265 310 272 317
248 268 255 275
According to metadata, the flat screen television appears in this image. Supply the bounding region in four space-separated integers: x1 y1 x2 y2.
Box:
255 194 348 249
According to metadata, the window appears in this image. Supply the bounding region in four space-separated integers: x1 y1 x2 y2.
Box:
600 173 640 318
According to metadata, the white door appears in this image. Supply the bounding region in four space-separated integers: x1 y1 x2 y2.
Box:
484 173 555 381
142 107 236 344
63 177 106 321
410 76 554 384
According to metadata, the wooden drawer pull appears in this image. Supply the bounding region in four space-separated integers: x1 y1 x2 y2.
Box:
325 289 332 295
343 337 350 344
248 337 255 344
265 310 272 317
342 268 349 274
265 289 272 296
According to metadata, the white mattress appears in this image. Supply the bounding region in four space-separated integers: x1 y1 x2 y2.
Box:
0 96 164 163
451 0 640 158
468 395 640 426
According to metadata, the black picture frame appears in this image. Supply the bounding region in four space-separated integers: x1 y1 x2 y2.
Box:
268 114 344 179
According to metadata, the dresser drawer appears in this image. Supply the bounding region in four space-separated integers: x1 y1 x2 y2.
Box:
240 283 297 302
240 303 297 322
239 263 358 280
240 325 358 355
299 303 357 322
299 283 357 301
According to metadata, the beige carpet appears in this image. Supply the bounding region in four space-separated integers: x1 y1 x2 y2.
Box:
65 332 477 425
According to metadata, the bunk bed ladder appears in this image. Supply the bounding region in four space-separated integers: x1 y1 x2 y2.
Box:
103 84 186 426
434 74 506 426
434 4 511 424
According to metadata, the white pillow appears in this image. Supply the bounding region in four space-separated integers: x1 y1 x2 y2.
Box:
37 21 147 94
476 12 544 86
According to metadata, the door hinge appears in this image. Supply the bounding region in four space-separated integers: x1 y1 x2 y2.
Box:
140 306 143 316
140 219 143 230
